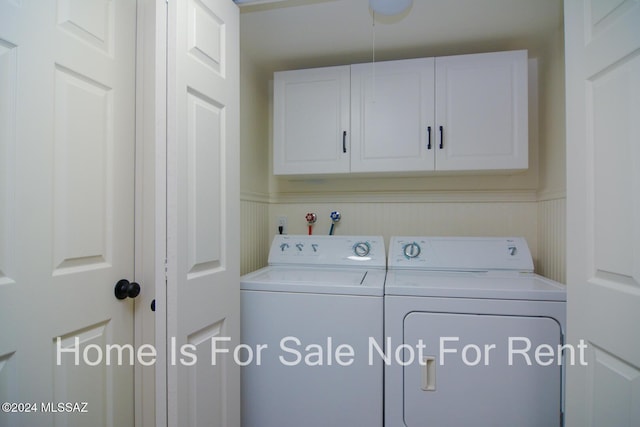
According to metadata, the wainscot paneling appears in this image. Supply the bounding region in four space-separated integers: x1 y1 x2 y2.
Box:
267 191 539 265
537 195 566 283
241 191 567 283
240 193 270 275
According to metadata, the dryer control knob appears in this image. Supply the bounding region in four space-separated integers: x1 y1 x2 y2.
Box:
403 242 421 259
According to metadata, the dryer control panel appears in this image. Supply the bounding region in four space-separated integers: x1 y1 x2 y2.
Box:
388 236 534 272
268 235 386 268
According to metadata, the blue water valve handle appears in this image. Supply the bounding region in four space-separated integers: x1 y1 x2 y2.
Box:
329 211 341 235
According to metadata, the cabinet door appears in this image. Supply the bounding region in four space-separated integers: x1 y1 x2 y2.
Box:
351 58 435 173
273 66 350 175
435 50 528 171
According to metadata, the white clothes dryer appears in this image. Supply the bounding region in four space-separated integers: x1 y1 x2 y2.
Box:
241 235 386 427
385 236 566 427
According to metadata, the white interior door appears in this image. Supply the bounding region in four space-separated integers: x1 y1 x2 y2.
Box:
0 1 137 426
166 0 240 425
564 0 640 426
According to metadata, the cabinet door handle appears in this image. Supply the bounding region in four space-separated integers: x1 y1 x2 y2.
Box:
439 126 444 149
427 126 432 150
342 131 347 153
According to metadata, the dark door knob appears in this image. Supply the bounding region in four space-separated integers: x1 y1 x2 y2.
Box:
114 279 141 300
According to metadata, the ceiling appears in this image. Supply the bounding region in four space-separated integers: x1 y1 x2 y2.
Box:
238 0 564 74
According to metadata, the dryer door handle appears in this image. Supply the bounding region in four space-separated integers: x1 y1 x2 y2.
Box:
421 356 437 391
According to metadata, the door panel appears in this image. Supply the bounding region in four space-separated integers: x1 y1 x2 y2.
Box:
0 39 16 289
167 0 240 425
0 1 136 426
0 28 18 427
187 91 223 274
565 0 640 425
55 322 112 427
52 66 112 272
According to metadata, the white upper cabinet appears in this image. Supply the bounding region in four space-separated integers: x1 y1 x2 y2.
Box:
273 65 350 175
273 50 528 175
351 58 435 172
435 50 528 171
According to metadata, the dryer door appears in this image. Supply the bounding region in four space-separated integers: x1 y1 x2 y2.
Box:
403 312 562 427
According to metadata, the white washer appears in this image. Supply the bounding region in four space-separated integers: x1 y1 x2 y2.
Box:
241 235 385 427
385 236 566 427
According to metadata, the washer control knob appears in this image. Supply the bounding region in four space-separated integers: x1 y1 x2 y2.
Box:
353 241 371 257
403 242 421 259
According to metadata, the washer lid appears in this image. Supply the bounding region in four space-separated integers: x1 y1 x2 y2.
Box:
385 270 566 301
241 266 385 296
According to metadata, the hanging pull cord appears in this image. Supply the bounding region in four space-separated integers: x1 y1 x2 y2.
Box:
371 10 376 103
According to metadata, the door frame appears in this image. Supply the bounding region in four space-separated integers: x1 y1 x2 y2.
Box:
134 1 168 426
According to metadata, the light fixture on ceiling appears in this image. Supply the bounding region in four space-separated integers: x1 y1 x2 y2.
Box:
369 0 412 16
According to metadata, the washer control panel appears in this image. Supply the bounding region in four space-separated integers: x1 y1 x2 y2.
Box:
268 235 385 268
389 236 534 272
